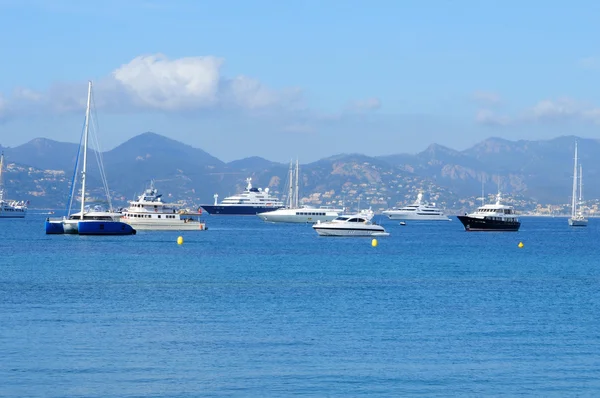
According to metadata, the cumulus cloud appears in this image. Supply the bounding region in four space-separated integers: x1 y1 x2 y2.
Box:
475 109 510 126
0 94 9 122
345 97 382 113
0 53 305 116
527 98 600 124
476 97 600 127
472 91 502 106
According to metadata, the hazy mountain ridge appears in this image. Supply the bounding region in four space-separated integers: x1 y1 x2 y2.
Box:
0 132 596 209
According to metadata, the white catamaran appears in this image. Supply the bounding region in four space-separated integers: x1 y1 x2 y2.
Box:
45 81 136 235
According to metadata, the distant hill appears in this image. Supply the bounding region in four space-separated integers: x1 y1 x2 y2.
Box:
1 132 597 209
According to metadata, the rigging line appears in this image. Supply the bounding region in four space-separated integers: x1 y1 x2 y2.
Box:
66 117 86 216
89 90 114 211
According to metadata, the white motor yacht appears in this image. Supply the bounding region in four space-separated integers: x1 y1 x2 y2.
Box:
121 182 206 230
312 213 389 237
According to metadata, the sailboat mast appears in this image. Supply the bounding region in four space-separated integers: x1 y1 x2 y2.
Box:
294 158 299 208
579 164 583 203
80 81 92 219
571 142 578 218
0 152 4 201
287 160 293 208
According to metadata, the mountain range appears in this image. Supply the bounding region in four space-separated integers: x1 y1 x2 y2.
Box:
0 132 596 211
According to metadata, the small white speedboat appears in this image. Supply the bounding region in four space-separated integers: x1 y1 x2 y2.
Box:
312 214 389 237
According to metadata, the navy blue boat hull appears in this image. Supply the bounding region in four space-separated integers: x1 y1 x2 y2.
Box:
77 221 136 235
200 205 283 215
457 216 520 231
45 220 65 234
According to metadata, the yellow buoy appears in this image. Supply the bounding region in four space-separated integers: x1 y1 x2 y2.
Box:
518 241 524 248
177 236 183 245
372 238 378 247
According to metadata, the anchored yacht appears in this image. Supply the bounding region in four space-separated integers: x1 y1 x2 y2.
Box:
312 213 389 237
0 153 28 219
382 191 450 221
257 159 343 223
201 178 284 215
457 192 520 231
121 182 206 230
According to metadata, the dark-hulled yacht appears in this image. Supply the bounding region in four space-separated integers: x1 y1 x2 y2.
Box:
457 192 520 231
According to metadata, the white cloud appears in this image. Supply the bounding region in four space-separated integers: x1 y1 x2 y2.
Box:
113 54 223 110
345 97 381 113
0 53 305 116
0 94 9 121
476 97 600 127
472 91 502 106
475 109 510 126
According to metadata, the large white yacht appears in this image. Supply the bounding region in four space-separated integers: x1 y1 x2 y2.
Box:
382 192 450 221
201 177 284 215
257 160 343 223
312 213 389 237
457 192 520 231
0 153 28 219
121 182 206 230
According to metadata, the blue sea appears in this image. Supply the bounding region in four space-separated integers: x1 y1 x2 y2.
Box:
2 214 600 397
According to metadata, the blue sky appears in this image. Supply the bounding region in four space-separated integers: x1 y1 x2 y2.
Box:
1 0 599 162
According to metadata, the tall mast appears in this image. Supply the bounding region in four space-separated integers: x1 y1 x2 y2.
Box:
579 163 583 203
80 81 92 219
294 158 299 208
571 142 578 218
287 160 293 208
0 152 4 201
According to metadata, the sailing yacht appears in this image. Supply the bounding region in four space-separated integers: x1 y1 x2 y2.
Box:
256 159 343 223
568 142 587 227
0 153 28 219
45 81 136 235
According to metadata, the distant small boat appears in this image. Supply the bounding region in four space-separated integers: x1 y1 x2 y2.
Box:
400 221 406 226
0 153 28 219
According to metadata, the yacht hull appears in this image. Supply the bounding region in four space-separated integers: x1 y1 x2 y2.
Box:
201 205 283 215
568 218 588 227
383 212 450 221
457 216 520 231
312 226 388 236
122 220 206 231
77 220 136 235
257 210 339 223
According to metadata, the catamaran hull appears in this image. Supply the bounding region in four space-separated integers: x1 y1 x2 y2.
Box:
457 216 520 231
45 219 79 234
77 221 136 235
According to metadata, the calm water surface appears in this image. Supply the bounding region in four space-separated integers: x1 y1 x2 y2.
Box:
2 214 600 396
